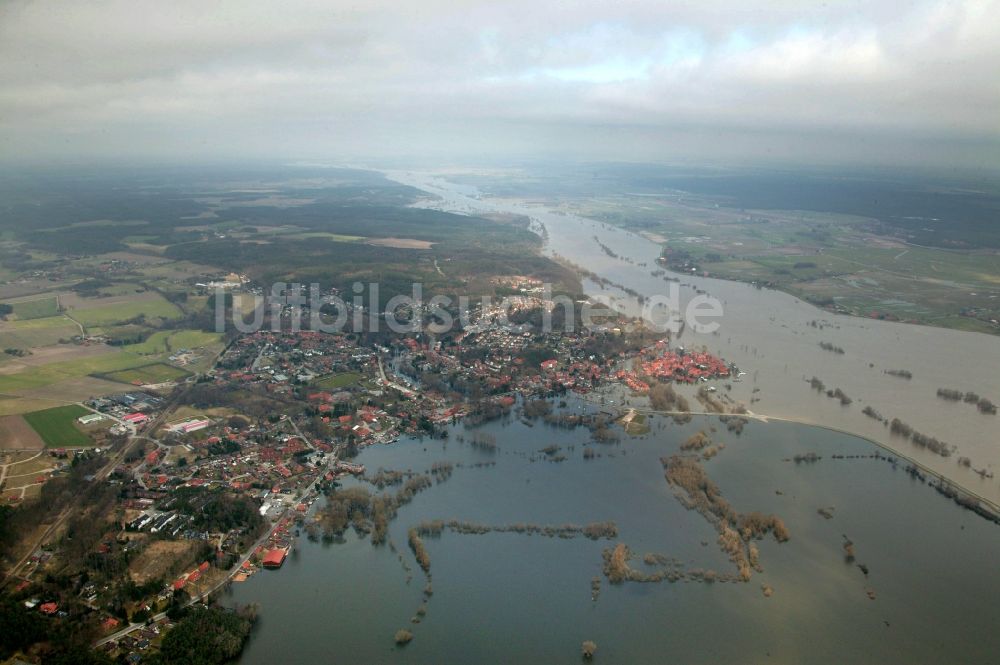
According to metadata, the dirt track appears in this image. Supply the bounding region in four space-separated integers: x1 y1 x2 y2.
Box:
366 236 434 249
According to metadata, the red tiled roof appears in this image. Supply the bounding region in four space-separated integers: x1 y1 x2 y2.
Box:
262 549 287 567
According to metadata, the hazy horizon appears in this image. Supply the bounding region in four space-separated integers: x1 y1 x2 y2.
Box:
1 0 999 172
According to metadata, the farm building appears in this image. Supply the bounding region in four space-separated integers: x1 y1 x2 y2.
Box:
168 418 211 434
77 413 106 425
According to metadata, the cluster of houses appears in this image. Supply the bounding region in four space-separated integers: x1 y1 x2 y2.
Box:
129 425 335 500
170 560 212 592
388 327 624 399
216 330 376 391
638 343 735 383
613 344 736 393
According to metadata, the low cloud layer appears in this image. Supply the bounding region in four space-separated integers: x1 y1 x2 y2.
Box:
2 0 998 168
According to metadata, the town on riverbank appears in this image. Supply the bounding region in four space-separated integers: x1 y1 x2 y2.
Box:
3 284 756 662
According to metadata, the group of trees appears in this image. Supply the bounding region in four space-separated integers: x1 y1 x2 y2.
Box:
407 528 431 573
179 383 304 422
0 454 108 562
315 486 371 541
0 594 116 664
695 386 726 413
522 398 553 419
662 454 789 581
647 383 691 420
681 430 711 451
0 595 46 660
468 432 498 452
890 418 953 457
936 388 997 414
413 519 618 541
826 387 852 406
149 605 257 665
314 472 439 545
604 545 629 584
168 486 264 535
862 405 885 422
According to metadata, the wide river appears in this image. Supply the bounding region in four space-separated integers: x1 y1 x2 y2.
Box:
226 172 1000 663
386 171 1000 506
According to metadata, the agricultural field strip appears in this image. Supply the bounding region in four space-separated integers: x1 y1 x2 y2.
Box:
0 350 155 393
22 404 92 447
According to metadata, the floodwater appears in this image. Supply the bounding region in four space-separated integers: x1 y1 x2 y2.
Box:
229 409 1000 664
228 172 1000 664
385 171 1000 505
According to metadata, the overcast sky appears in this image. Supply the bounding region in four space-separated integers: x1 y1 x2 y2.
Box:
1 0 998 169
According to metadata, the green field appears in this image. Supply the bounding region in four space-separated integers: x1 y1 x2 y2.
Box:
313 372 362 390
95 283 150 297
11 297 60 320
100 362 189 385
127 329 224 355
0 316 80 349
71 297 183 328
23 404 92 447
567 191 1000 334
0 350 150 394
